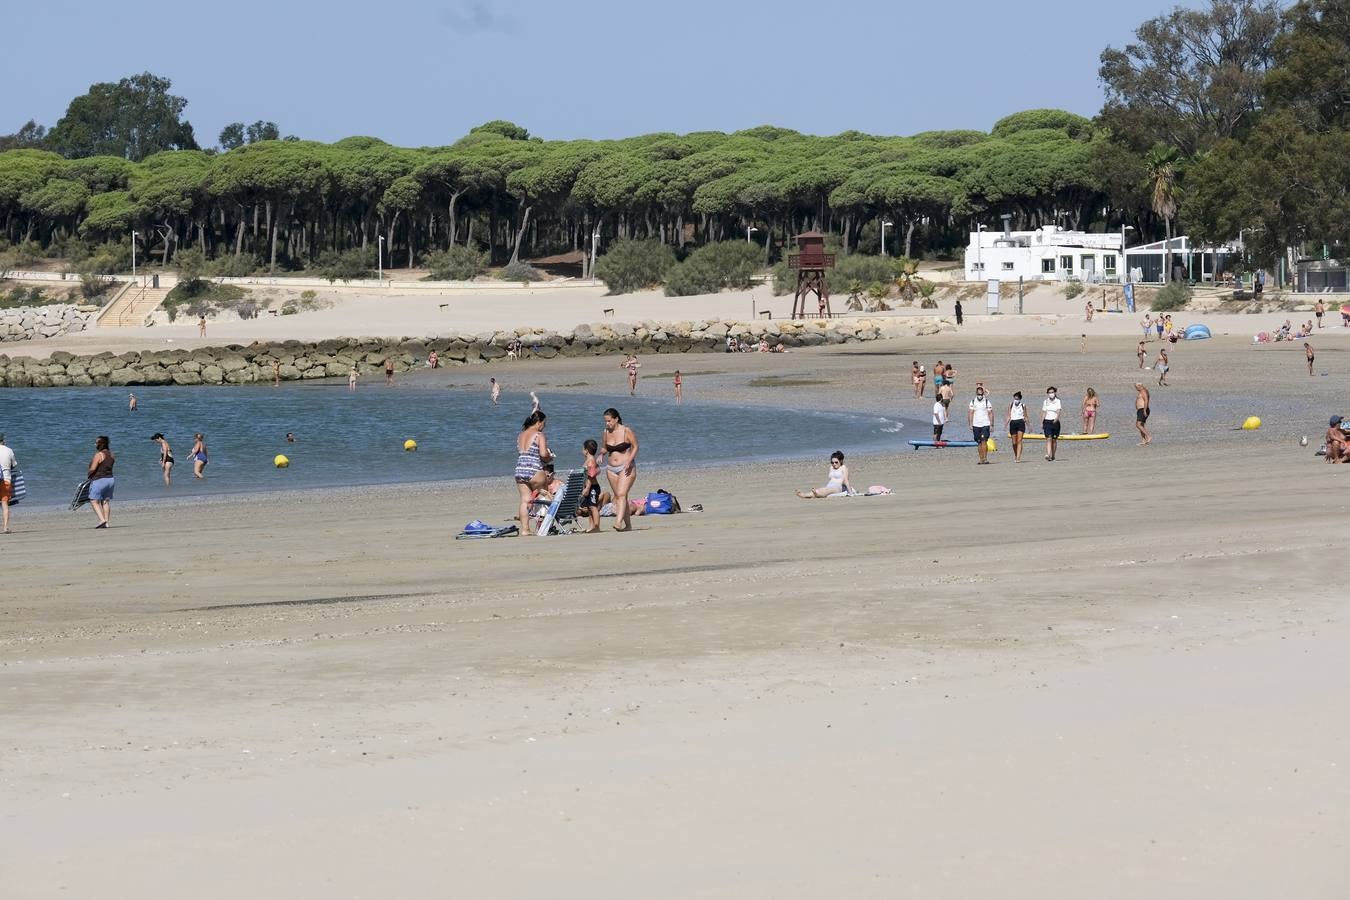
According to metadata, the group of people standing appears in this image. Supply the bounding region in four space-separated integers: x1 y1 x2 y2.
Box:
514 405 639 535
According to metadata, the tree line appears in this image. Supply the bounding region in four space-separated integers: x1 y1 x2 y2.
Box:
0 0 1344 282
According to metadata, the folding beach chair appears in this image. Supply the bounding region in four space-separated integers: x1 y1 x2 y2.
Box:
536 471 586 537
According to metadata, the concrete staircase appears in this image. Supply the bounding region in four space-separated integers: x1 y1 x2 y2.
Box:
98 282 173 327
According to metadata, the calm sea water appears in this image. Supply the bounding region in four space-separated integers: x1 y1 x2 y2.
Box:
0 383 910 508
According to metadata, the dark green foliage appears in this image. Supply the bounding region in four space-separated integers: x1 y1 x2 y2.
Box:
207 254 259 277
498 260 543 282
1149 281 1192 311
163 282 248 320
314 247 375 283
832 253 901 287
593 239 677 294
46 72 198 161
663 241 761 297
1062 281 1085 299
1 285 59 308
424 245 488 281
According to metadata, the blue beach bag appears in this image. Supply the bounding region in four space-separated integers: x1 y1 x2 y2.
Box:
645 491 678 515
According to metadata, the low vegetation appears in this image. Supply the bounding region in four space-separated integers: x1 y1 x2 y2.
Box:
664 241 761 297
594 239 676 294
423 245 488 281
163 281 250 321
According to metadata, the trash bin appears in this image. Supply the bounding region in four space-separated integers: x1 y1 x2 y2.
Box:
152 274 160 289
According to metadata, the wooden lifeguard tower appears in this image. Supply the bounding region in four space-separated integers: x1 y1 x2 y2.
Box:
788 231 835 318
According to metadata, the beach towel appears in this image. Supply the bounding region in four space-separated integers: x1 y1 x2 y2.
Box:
7 466 25 505
70 479 92 511
455 520 519 540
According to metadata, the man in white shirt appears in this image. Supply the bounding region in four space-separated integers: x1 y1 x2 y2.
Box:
932 398 948 443
968 384 994 464
1042 386 1063 461
0 434 16 533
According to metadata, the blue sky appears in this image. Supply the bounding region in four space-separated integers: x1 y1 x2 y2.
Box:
3 0 1196 146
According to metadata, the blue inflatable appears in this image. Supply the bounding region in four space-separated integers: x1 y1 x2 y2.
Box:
1185 324 1212 340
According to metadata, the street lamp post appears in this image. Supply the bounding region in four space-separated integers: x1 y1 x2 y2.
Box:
590 230 600 278
377 235 385 284
1120 224 1135 283
747 226 758 244
975 223 988 276
880 221 893 256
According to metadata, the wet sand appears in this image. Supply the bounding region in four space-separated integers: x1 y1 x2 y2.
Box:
2 334 1349 898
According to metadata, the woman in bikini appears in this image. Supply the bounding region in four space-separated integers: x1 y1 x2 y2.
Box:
911 361 923 398
797 450 850 498
599 407 639 532
151 432 174 487
189 433 208 479
1082 387 1100 434
513 410 552 535
622 355 640 396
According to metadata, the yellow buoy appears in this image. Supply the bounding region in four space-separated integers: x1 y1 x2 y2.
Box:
1242 416 1262 431
404 439 418 451
273 454 290 468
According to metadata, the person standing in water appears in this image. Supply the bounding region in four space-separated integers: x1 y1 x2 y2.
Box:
1305 342 1315 377
128 392 138 413
384 358 395 386
622 355 640 396
86 435 115 528
530 391 541 414
514 410 553 536
600 407 639 531
1041 386 1062 461
1135 383 1152 445
490 377 500 405
189 433 208 479
273 360 281 387
1006 391 1027 462
348 365 358 391
674 370 683 405
151 432 174 487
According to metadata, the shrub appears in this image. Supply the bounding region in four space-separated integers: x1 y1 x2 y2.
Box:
424 245 489 281
172 247 207 294
207 254 259 278
1149 281 1192 312
314 247 375 283
164 282 248 321
10 240 42 267
300 289 317 300
771 261 793 295
593 239 677 294
498 260 543 282
663 241 762 297
80 274 116 302
832 253 900 287
1062 281 1084 299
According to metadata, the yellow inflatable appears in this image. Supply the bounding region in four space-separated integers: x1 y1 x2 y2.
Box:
1242 416 1262 431
273 454 290 468
986 438 998 452
404 439 418 451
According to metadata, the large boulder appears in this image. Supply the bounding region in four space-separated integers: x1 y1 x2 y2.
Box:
108 368 137 386
172 372 204 386
200 365 224 384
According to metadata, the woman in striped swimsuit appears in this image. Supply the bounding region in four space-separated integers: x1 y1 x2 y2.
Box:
514 410 552 535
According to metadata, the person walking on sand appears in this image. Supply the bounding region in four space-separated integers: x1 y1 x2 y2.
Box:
600 408 639 531
932 395 948 443
674 370 683 405
1305 342 1315 377
1135 383 1151 445
1007 392 1027 462
490 377 500 405
954 299 964 326
1142 314 1153 341
189 433 208 479
151 432 174 487
798 451 850 498
969 384 994 464
1082 387 1100 434
579 439 602 532
911 361 922 398
1137 340 1147 369
86 435 115 528
198 316 207 337
1155 347 1170 386
1085 299 1094 322
0 434 17 534
1041 386 1062 461
348 365 358 391
128 392 137 413
384 358 394 386
1315 299 1325 329
513 410 553 536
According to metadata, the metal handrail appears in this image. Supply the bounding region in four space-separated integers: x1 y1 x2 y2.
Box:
118 282 149 325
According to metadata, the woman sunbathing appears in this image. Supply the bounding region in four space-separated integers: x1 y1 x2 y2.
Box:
797 451 851 498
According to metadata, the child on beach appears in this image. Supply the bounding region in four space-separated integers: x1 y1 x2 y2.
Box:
579 440 601 532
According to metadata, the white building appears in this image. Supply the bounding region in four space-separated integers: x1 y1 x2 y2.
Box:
965 225 1125 283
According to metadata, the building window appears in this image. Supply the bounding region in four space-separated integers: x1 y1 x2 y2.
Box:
1041 258 1056 273
1060 255 1073 272
1001 262 1015 270
1103 254 1117 274
971 262 984 271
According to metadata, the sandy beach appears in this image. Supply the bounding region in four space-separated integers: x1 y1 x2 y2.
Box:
2 331 1349 898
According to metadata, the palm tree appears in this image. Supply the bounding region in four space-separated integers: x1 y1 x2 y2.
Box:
1146 147 1180 283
